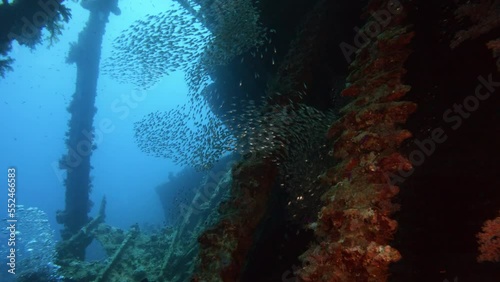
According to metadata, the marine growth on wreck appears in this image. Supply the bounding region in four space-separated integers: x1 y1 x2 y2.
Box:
0 0 499 281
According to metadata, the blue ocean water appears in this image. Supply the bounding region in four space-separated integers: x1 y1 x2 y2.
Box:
0 1 196 279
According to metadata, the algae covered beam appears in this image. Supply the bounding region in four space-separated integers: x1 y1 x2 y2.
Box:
55 196 107 265
56 0 120 260
94 224 139 282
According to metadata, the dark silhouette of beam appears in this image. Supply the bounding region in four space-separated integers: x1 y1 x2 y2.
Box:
56 0 120 260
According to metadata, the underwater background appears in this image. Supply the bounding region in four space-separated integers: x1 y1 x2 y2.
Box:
0 0 182 234
0 0 499 281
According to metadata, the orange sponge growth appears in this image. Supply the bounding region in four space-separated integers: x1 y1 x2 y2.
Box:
298 1 415 281
477 212 500 263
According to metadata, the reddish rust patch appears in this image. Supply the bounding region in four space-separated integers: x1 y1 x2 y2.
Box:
298 2 415 281
193 158 278 282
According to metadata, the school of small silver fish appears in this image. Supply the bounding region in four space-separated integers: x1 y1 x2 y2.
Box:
102 0 267 91
134 93 336 170
103 0 333 170
101 6 209 89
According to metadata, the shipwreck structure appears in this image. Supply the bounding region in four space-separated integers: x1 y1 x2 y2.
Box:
2 0 498 281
